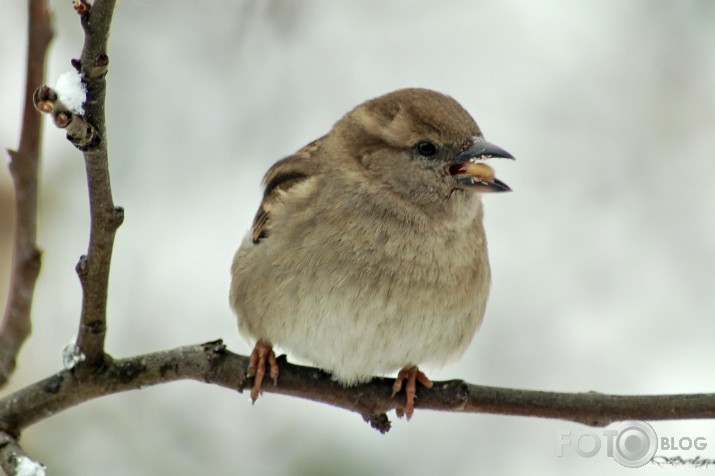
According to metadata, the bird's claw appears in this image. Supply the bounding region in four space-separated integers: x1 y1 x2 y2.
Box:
392 366 433 420
247 340 279 403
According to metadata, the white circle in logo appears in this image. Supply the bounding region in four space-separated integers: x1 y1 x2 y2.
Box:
612 420 657 468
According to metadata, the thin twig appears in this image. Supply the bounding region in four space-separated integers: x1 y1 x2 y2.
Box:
71 0 121 371
31 2 119 369
0 341 713 435
0 0 53 388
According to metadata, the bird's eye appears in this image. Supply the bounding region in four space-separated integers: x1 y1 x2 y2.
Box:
416 141 438 157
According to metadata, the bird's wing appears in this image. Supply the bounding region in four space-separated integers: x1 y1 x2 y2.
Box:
251 137 324 244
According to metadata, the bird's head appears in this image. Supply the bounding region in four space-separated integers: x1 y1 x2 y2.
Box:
333 88 513 202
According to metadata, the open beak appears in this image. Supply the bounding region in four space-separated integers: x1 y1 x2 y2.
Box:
449 139 514 192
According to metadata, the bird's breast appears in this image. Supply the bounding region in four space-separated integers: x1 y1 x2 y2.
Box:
232 186 491 380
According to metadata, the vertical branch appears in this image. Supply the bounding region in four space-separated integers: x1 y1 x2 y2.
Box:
72 0 121 371
0 0 54 387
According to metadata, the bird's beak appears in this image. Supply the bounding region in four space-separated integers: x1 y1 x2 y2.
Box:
448 140 514 192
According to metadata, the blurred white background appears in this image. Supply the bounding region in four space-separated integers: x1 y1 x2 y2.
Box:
1 0 714 474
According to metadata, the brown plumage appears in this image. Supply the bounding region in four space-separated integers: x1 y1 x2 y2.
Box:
230 88 513 419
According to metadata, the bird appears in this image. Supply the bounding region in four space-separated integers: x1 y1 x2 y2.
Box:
230 88 513 419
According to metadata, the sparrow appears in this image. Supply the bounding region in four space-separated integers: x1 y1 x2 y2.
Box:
230 88 513 419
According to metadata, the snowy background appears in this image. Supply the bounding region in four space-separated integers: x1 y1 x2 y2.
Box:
1 1 715 475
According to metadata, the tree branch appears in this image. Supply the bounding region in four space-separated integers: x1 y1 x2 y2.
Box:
0 0 53 388
72 0 120 371
0 431 45 476
1 341 714 435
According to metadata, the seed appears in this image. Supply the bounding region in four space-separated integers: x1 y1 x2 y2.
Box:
462 162 495 182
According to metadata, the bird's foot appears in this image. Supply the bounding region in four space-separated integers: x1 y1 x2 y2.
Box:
246 339 279 403
392 366 433 420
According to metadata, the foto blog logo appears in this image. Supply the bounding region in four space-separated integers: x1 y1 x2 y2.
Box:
556 420 708 468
